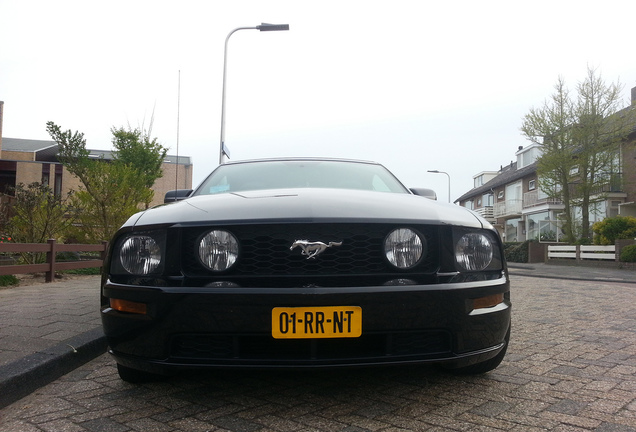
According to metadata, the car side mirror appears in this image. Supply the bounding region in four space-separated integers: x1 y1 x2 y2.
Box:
164 189 193 203
409 188 437 200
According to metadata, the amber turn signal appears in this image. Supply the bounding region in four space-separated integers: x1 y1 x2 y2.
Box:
110 298 147 315
473 293 504 310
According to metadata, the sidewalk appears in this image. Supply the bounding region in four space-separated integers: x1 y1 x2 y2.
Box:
1 265 635 409
507 261 636 283
0 276 105 409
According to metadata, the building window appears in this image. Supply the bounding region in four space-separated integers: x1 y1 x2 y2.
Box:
505 218 521 242
0 161 17 195
54 165 63 198
41 164 51 186
517 144 542 169
526 211 557 241
483 193 494 207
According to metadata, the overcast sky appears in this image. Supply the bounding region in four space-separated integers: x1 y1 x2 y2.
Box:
1 0 635 201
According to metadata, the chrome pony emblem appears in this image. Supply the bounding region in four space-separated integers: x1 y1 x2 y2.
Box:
290 240 342 259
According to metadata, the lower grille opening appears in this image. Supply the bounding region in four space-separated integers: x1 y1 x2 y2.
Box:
170 331 452 364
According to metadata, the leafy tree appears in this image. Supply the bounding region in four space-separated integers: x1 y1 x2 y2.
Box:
111 126 167 190
8 182 75 263
46 122 167 242
64 162 154 243
521 68 629 242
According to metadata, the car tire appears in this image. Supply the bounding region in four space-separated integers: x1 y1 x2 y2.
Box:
444 325 511 375
116 363 164 383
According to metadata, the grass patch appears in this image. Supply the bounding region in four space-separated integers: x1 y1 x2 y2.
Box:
0 274 20 287
61 267 102 276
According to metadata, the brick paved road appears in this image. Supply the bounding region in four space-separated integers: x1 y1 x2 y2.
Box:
1 275 635 431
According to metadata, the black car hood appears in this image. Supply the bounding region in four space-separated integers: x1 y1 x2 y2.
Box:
125 188 488 229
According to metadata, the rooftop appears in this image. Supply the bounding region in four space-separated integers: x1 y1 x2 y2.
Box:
1 137 191 165
455 160 537 203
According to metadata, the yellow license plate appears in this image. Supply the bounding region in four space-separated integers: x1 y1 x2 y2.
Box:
272 306 362 339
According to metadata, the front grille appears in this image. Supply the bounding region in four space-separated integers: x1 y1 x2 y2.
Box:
180 223 438 279
171 331 452 364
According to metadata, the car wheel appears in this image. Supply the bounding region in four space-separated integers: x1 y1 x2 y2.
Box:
116 363 164 383
444 326 510 375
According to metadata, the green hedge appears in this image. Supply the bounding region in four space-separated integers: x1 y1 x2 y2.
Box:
503 241 531 263
620 244 636 262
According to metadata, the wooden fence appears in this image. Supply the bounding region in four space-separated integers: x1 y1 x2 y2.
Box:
0 239 107 282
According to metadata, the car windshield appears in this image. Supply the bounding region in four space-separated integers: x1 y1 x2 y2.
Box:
193 160 409 196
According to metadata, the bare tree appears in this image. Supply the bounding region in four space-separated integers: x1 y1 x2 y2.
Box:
521 68 629 242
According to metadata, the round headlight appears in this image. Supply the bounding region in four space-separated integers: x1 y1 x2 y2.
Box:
455 233 494 271
384 228 424 269
119 235 162 275
199 230 239 271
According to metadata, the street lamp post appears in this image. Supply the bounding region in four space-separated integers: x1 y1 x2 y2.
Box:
427 170 451 203
219 23 290 165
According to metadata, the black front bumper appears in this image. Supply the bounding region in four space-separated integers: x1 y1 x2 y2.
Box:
101 276 511 374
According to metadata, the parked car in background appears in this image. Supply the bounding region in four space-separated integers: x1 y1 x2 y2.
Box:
101 158 511 382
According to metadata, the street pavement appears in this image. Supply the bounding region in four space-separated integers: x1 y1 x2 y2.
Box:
0 263 635 411
0 276 104 409
0 266 635 431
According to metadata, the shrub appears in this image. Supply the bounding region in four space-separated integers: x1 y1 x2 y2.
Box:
8 182 75 264
592 216 636 245
504 241 530 263
620 244 636 262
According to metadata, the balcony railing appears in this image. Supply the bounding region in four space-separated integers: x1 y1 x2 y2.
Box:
589 181 624 196
523 191 562 208
493 199 522 217
472 206 494 221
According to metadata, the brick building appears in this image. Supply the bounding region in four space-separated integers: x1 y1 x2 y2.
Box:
0 101 192 208
456 87 636 242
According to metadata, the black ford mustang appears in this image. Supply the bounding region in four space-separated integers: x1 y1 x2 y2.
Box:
101 158 511 382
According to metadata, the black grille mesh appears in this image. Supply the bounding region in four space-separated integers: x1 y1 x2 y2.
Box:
180 223 438 277
171 331 451 363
